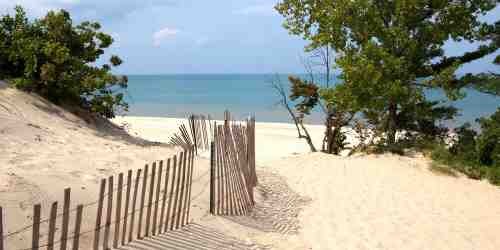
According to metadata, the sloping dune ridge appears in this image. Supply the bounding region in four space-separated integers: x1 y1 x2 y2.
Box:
0 82 177 249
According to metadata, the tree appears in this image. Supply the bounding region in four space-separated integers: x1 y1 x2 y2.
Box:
271 75 318 152
0 6 127 118
276 0 499 146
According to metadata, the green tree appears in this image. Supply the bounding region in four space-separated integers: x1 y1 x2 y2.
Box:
276 0 499 146
0 6 127 118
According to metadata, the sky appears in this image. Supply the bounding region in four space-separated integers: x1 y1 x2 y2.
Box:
0 0 498 75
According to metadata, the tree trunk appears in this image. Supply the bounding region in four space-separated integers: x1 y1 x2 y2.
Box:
387 103 397 145
299 120 317 152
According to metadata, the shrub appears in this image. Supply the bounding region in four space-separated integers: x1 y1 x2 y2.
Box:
0 6 127 118
430 108 500 185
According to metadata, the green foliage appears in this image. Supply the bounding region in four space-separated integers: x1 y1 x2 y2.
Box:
276 0 499 146
430 108 500 185
476 108 500 166
288 76 320 115
429 162 458 177
288 75 357 154
0 6 127 118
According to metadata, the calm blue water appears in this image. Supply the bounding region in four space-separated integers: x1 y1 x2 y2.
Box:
124 74 499 126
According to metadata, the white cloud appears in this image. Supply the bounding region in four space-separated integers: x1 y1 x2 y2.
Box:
232 4 275 16
153 27 179 47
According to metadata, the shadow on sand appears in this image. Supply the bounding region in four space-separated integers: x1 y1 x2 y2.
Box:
118 223 268 250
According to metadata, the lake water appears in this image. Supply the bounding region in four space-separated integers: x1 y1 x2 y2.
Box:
124 74 499 127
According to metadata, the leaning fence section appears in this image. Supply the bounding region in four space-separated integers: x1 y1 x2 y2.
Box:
210 113 257 216
169 114 213 153
1 147 195 250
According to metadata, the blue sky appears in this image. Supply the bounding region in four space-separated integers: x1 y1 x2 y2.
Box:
0 0 498 75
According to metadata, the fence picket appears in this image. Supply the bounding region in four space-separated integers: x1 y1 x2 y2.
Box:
32 204 41 250
145 163 156 237
128 169 141 242
137 164 148 239
93 179 105 250
47 202 58 250
71 205 83 250
159 158 170 233
103 176 113 250
153 161 163 235
185 148 195 224
171 152 183 230
178 150 188 227
60 188 71 250
121 170 132 245
113 173 123 248
166 155 177 231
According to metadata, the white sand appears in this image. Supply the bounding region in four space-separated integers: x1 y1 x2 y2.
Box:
2 82 500 250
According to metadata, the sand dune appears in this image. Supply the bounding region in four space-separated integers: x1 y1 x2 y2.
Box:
0 85 177 249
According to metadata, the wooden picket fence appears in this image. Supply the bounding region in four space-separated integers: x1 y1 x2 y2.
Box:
210 114 257 215
169 114 213 153
0 147 195 250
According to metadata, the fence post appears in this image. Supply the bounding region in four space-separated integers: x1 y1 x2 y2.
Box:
175 151 188 229
32 204 41 250
60 188 71 250
121 170 132 245
47 202 58 250
137 164 148 239
210 141 215 214
93 179 106 250
170 153 182 231
0 206 3 250
181 149 192 225
129 169 142 242
153 161 163 235
72 205 83 250
185 147 195 224
113 173 123 248
159 159 170 233
166 155 177 231
103 176 114 250
145 163 156 237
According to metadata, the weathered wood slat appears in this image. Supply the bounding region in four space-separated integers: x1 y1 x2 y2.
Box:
166 155 177 231
47 202 58 250
60 188 71 250
145 163 156 237
137 164 148 239
113 173 123 248
175 151 188 229
121 170 132 245
152 161 163 235
93 180 106 250
128 169 141 242
32 204 41 250
171 152 183 230
159 158 171 233
103 176 113 250
72 205 83 250
185 148 195 224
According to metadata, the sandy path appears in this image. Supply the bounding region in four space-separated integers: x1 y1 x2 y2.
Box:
268 153 500 250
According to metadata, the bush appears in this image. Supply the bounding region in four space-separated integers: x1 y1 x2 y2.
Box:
430 108 500 185
0 6 127 118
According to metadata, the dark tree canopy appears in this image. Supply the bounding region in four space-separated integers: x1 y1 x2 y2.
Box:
276 0 499 144
0 6 128 118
